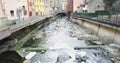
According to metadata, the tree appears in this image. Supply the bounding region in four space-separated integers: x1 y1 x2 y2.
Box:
103 0 118 18
113 0 120 13
103 0 118 13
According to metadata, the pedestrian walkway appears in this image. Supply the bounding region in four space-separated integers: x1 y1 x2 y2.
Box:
0 15 52 40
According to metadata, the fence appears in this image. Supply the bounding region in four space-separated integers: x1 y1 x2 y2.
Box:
73 10 110 18
72 11 120 27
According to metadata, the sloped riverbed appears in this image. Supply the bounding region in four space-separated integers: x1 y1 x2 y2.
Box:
24 17 113 63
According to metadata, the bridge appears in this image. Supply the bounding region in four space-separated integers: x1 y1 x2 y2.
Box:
55 10 67 16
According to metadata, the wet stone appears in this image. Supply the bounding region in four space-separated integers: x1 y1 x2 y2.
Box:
56 54 72 63
23 18 113 63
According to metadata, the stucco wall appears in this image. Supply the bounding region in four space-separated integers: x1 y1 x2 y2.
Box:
0 0 6 18
83 21 99 33
0 6 4 18
81 0 104 13
98 26 116 44
4 0 28 20
114 30 120 44
73 0 84 12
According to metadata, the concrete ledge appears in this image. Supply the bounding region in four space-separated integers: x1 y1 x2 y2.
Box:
71 16 120 45
0 28 11 40
72 16 119 31
0 15 52 40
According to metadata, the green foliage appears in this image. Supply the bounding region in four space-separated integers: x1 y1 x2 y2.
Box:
113 1 120 13
103 0 119 13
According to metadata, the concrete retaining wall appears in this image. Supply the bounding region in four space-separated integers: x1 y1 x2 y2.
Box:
71 17 120 45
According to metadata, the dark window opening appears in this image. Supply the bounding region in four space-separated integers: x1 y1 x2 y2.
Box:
85 10 87 13
10 10 14 16
82 10 88 13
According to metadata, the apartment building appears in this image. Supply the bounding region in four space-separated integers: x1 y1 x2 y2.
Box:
34 0 46 15
3 0 29 20
81 0 105 13
67 0 84 12
62 0 67 10
27 0 35 16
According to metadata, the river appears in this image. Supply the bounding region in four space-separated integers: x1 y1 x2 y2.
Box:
23 17 112 63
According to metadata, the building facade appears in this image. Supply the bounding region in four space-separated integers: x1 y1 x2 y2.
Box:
0 0 6 26
0 0 6 18
34 0 51 16
67 0 73 12
3 0 29 20
49 0 59 14
34 0 46 15
73 0 84 12
54 0 59 11
59 0 62 11
67 0 84 12
45 0 51 15
79 0 105 13
27 0 35 17
67 0 104 13
58 0 67 11
62 0 67 10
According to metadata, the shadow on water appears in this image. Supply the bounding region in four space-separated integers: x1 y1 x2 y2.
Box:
0 51 24 63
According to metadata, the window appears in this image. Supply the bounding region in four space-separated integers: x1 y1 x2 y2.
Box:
10 10 14 16
22 6 27 16
85 10 87 13
82 10 88 13
24 10 27 16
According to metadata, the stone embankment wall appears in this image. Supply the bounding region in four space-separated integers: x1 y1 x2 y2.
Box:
71 16 120 45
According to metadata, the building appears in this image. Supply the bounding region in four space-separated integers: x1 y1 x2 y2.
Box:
79 0 105 13
49 0 58 15
49 0 53 14
3 0 29 20
17 0 29 18
62 0 67 10
0 0 6 26
54 0 59 11
58 0 68 11
43 0 51 15
34 0 51 15
27 0 35 17
34 0 46 15
58 0 62 11
72 0 84 12
67 0 73 18
67 0 104 13
67 0 84 13
50 0 59 14
67 0 73 12
0 0 6 18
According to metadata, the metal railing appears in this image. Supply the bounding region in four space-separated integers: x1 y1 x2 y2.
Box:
72 13 120 27
0 16 46 32
0 15 52 41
